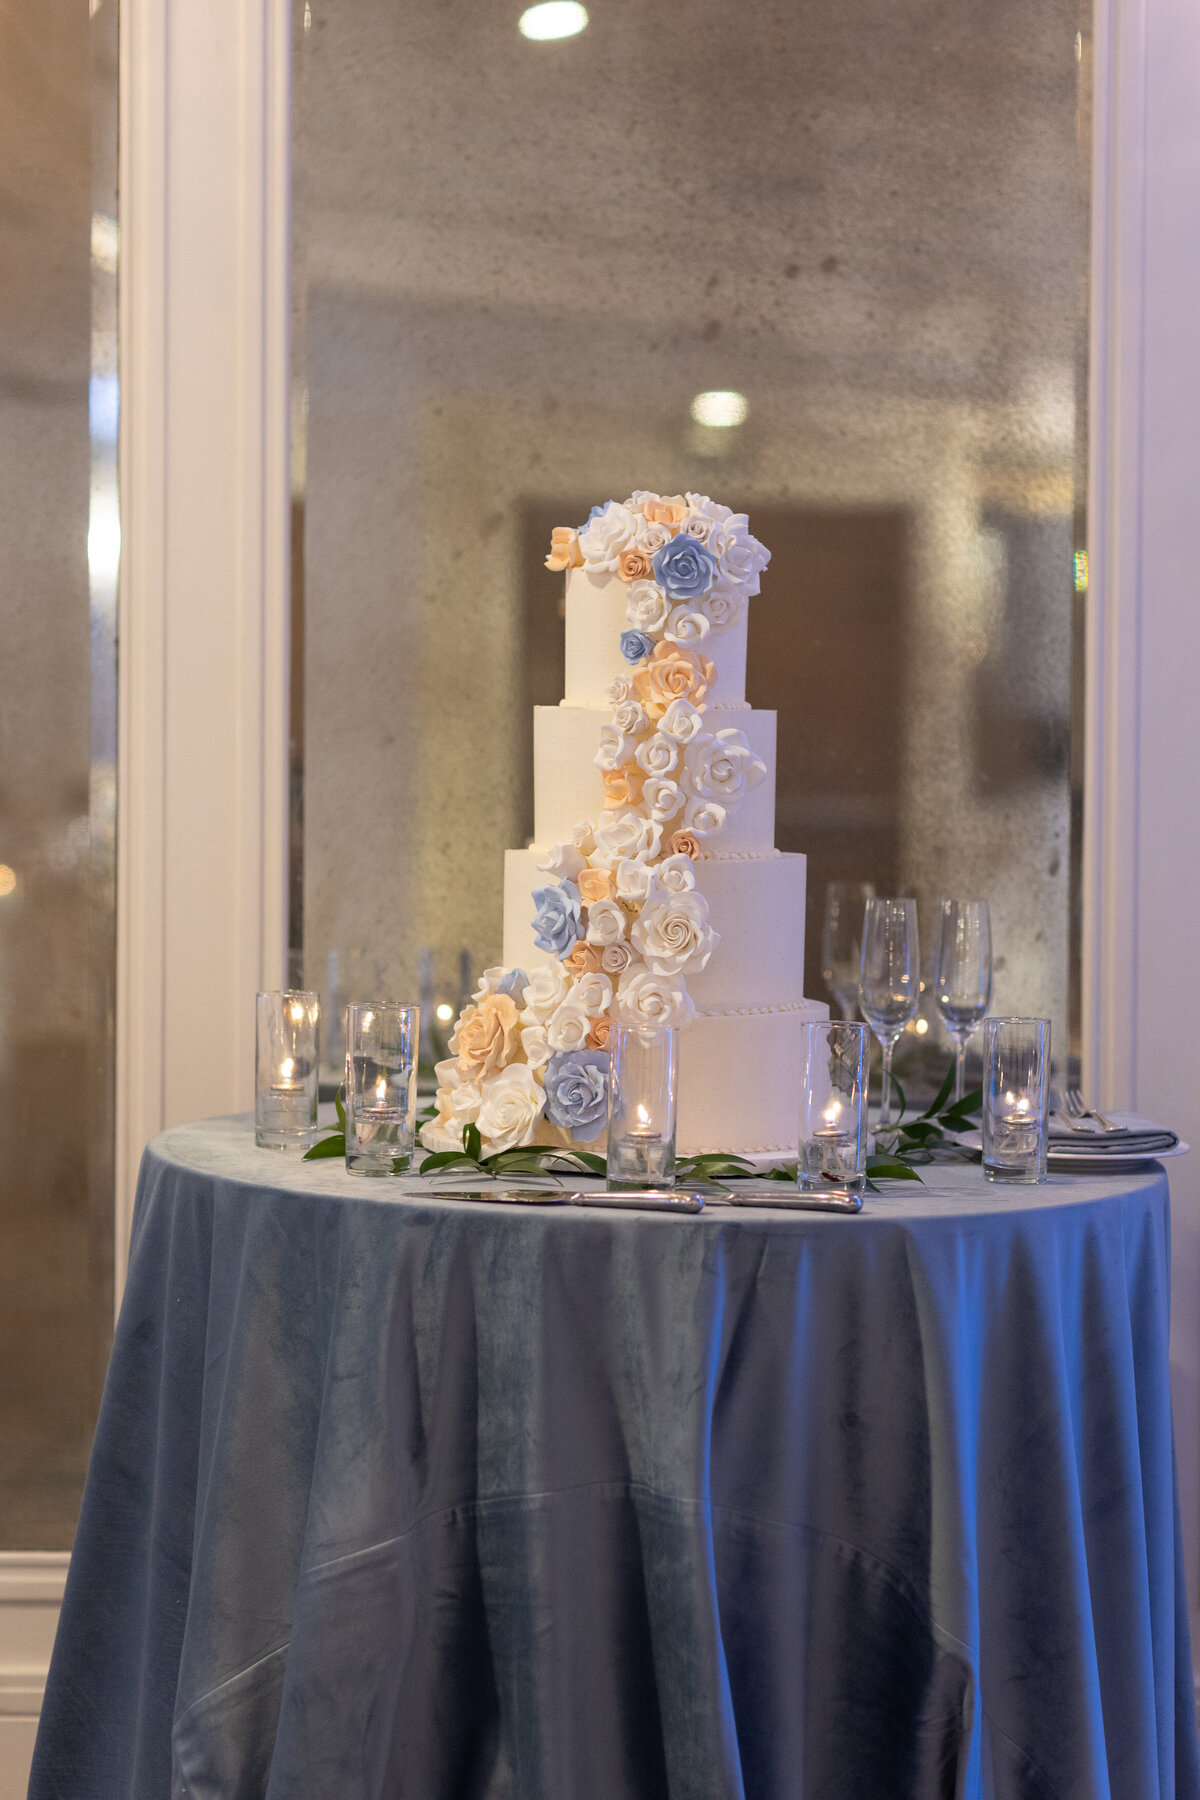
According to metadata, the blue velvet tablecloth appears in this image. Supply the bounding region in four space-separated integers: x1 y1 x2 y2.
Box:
30 1116 1200 1800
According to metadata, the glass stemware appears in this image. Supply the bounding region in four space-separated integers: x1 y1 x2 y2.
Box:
933 899 993 1102
858 898 919 1129
821 881 875 1019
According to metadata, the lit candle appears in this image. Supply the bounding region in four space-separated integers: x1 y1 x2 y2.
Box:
271 1055 302 1094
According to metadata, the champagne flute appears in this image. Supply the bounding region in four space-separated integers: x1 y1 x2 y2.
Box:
821 881 875 1020
933 899 993 1102
858 898 919 1130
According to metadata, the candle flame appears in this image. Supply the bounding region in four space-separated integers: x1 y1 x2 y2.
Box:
636 1104 650 1127
375 1074 388 1105
289 1001 305 1024
823 1100 841 1127
280 1057 294 1081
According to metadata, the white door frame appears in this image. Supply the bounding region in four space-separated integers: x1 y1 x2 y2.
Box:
7 0 1200 1776
1084 0 1200 1662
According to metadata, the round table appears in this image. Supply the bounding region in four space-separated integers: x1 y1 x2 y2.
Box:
31 1116 1200 1800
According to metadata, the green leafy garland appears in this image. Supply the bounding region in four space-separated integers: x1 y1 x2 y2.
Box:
303 1058 982 1189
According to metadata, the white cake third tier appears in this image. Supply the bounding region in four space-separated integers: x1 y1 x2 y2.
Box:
422 492 827 1162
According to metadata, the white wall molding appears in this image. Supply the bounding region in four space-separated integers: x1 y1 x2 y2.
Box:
1084 0 1200 1651
0 1556 69 1794
115 0 292 1289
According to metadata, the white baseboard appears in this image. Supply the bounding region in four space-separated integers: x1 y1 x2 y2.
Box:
0 1554 68 1797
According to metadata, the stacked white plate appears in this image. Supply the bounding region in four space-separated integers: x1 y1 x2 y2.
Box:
957 1113 1187 1175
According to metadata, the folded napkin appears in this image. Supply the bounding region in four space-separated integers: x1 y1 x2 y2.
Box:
1049 1110 1179 1155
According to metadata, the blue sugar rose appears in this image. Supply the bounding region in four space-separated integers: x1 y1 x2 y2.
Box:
652 535 718 602
530 882 582 959
543 1049 609 1141
620 630 656 664
497 968 529 1004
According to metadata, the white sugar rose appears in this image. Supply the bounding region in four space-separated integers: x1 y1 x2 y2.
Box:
685 492 734 526
476 1063 546 1153
631 888 720 976
615 967 696 1030
699 586 747 634
546 997 593 1053
624 580 671 635
683 727 767 809
709 515 771 597
471 966 511 1002
614 856 656 902
420 1058 482 1152
521 962 571 1023
683 795 727 837
591 813 662 867
433 1057 482 1126
578 501 639 573
569 819 597 855
635 518 673 556
585 897 628 947
634 732 679 777
605 674 635 709
641 776 684 823
628 489 661 510
601 942 634 976
679 512 713 543
537 841 587 881
594 723 635 772
572 971 613 1016
657 698 707 744
521 1022 553 1071
612 698 649 739
420 1117 467 1153
648 853 697 896
663 606 711 646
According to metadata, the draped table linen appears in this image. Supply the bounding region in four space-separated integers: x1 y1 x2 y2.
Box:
30 1115 1200 1800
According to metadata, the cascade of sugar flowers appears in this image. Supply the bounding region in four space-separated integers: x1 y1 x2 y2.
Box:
421 491 771 1157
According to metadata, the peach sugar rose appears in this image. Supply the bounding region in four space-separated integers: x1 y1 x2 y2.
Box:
545 526 583 572
578 867 614 905
617 547 654 583
587 1017 613 1050
643 496 688 527
669 829 701 859
564 942 605 976
450 992 520 1078
635 642 716 718
602 766 645 809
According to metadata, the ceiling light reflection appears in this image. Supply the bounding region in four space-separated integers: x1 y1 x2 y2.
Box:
690 390 749 428
519 2 588 41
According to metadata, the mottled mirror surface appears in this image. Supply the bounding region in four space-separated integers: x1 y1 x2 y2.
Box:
0 0 117 1544
292 0 1088 1087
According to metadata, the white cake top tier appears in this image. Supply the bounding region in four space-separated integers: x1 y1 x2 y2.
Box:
548 492 769 713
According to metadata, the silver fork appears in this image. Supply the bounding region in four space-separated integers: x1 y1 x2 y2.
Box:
1053 1091 1092 1133
1063 1088 1119 1133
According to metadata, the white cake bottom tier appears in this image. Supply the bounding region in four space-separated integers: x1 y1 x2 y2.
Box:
676 1001 829 1155
565 566 748 710
534 705 777 856
504 847 807 1010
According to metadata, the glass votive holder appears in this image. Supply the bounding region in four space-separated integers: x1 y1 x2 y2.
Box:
255 990 320 1151
798 1020 869 1199
606 1026 678 1189
982 1016 1050 1184
345 1001 420 1175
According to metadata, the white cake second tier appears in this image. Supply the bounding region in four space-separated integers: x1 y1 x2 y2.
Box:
504 846 806 1010
534 705 776 856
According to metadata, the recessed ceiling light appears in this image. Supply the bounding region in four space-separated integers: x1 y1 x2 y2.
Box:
690 390 749 429
519 2 588 41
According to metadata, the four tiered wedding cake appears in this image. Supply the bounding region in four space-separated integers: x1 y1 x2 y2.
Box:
421 491 825 1160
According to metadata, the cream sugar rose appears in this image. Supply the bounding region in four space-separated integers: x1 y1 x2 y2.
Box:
422 491 826 1162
